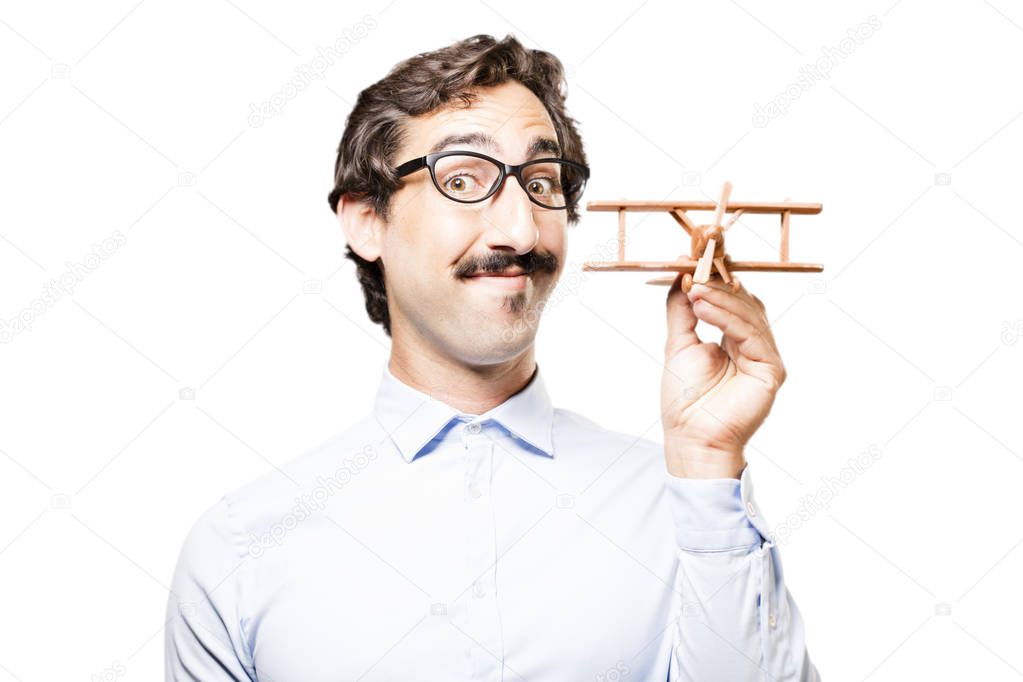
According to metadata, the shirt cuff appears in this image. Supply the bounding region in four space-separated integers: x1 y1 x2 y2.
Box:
664 462 774 551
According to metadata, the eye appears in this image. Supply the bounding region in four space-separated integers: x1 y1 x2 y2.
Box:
526 177 554 195
443 173 480 193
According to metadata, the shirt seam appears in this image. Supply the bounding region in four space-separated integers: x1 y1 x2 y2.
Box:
221 494 258 676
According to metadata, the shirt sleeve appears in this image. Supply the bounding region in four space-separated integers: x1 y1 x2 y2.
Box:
663 462 820 681
165 496 256 681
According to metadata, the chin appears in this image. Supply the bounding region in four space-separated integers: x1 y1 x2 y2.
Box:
453 322 538 366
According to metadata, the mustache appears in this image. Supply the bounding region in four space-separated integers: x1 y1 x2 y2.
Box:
455 250 559 278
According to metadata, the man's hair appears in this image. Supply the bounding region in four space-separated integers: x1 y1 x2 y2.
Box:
327 33 587 336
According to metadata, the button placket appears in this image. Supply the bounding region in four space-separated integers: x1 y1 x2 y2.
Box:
462 432 502 679
463 422 487 503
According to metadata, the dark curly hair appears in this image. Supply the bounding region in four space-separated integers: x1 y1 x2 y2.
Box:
327 33 587 337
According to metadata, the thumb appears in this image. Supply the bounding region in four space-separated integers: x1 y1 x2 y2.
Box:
665 273 701 355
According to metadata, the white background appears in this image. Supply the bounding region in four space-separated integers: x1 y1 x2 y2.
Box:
2 0 1022 679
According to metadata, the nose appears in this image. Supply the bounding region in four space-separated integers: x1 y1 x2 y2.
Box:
480 174 540 255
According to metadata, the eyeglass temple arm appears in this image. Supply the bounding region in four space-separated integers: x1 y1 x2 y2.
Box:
395 157 427 178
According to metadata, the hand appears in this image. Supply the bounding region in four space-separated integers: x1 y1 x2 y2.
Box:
661 274 787 478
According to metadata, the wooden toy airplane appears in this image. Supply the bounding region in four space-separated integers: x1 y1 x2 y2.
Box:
582 182 823 292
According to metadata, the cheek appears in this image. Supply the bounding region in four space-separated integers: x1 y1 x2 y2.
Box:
385 207 471 282
540 221 567 260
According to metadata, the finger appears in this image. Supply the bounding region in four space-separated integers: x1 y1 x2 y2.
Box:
690 276 759 309
689 296 774 359
693 273 762 305
687 283 774 344
665 273 701 353
689 297 784 386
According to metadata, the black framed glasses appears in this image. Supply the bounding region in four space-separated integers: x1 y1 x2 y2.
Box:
395 150 590 210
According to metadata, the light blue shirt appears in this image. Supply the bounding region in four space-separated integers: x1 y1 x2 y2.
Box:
166 362 819 680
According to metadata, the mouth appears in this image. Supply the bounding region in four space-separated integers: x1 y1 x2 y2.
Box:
464 268 531 290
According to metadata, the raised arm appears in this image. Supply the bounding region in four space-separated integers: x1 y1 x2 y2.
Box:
664 464 819 680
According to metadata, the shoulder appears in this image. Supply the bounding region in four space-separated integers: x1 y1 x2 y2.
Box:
553 406 664 459
183 412 387 552
173 495 244 571
551 406 667 492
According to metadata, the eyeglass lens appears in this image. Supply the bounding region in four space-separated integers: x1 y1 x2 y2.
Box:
432 154 584 208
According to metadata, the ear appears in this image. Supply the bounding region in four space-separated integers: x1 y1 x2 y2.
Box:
336 195 384 262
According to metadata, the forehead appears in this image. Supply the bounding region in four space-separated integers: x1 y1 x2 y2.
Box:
399 80 560 161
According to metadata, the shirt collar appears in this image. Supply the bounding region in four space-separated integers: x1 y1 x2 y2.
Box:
372 361 555 463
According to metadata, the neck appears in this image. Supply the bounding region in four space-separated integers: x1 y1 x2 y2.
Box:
388 341 536 416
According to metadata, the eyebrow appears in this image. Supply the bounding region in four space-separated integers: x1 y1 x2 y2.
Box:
427 132 562 159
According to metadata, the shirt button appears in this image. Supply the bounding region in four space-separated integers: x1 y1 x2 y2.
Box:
466 422 481 434
473 579 486 598
745 500 758 518
468 483 482 499
768 613 777 628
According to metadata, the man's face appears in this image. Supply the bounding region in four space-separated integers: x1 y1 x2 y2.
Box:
379 80 568 365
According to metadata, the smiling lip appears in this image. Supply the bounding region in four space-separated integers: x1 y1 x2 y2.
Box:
465 270 530 290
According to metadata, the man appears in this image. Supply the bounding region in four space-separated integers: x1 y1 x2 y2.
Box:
166 34 819 680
